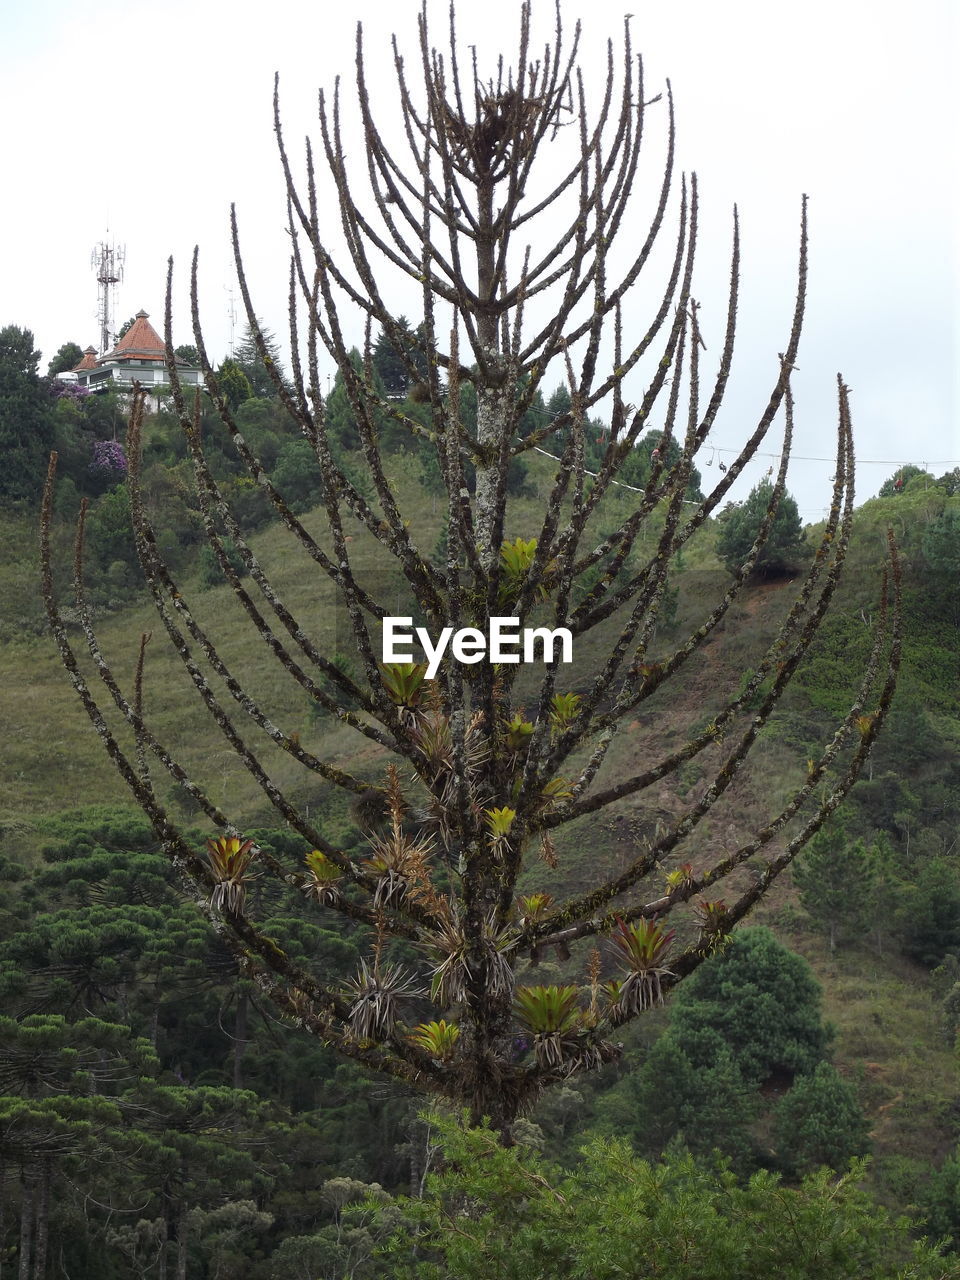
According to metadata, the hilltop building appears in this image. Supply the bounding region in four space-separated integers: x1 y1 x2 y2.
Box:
66 309 203 396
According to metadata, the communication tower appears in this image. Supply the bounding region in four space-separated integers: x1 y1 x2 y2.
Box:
91 237 125 355
225 284 237 355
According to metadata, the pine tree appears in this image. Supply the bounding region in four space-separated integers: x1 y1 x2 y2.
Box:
231 320 286 398
793 823 873 952
667 928 831 1085
772 1061 870 1173
626 1031 758 1169
372 316 425 398
216 358 253 410
42 3 901 1136
716 478 807 578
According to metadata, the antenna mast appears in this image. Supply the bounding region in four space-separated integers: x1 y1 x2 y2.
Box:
91 237 125 355
225 284 237 355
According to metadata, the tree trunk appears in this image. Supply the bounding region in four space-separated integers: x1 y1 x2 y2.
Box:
31 1162 49 1280
474 380 511 566
175 1203 188 1280
408 1113 429 1198
17 1172 33 1280
1 1161 6 1280
473 178 507 567
465 1056 525 1141
233 986 248 1090
157 1203 169 1280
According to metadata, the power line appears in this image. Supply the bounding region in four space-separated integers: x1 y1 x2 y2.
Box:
524 443 696 505
519 400 958 471
522 440 956 521
706 446 959 468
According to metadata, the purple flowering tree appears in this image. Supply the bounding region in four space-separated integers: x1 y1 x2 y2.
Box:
89 439 128 478
47 379 91 403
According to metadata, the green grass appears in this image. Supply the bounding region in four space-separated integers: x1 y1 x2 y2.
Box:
0 449 726 828
773 912 959 1206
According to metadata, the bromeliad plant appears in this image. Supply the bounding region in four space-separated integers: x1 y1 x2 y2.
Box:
364 766 440 910
424 914 473 1008
504 714 535 754
365 825 438 910
380 662 428 719
206 837 259 915
498 537 549 608
413 701 490 849
514 984 582 1070
693 899 730 952
408 1019 461 1062
345 957 421 1042
40 2 901 1136
607 916 676 1020
424 911 516 1009
516 893 555 927
664 862 695 892
302 849 344 906
549 692 582 733
484 807 516 861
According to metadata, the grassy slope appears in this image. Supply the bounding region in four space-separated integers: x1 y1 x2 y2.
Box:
1 459 956 1204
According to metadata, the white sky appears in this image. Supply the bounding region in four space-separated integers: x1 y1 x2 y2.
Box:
1 0 956 520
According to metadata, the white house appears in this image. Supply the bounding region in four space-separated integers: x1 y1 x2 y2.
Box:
69 310 203 396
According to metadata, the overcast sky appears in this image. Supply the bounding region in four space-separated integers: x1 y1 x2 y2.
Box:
2 0 956 520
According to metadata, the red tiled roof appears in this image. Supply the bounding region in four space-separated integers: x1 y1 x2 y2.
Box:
102 309 166 363
73 346 98 371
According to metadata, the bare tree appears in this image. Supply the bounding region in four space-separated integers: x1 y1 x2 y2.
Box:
41 1 900 1135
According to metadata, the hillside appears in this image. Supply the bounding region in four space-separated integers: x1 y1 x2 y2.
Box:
1 447 959 1269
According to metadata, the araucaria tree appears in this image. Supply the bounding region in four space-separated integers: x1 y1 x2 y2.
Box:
42 3 900 1135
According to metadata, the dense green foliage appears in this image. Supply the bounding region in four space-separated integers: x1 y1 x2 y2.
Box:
791 481 960 948
669 928 831 1084
374 1115 957 1279
716 479 807 577
46 341 83 376
922 506 960 619
879 465 930 498
605 1029 759 1171
793 824 874 952
594 929 863 1176
217 356 254 409
772 1062 871 1175
0 325 56 502
3 805 953 1274
0 807 421 1275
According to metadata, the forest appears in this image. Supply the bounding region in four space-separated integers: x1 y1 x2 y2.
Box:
2 3 959 1276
